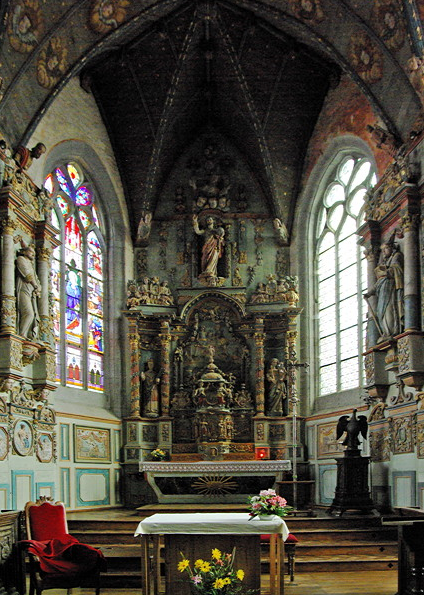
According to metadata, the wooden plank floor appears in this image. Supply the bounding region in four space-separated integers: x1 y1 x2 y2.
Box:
39 570 397 595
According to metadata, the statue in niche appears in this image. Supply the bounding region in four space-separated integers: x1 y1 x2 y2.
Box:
140 358 161 417
192 215 225 282
13 142 46 171
266 358 288 416
16 244 41 339
365 237 404 342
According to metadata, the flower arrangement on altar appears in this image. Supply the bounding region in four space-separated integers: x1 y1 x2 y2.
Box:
150 448 167 461
247 489 293 519
177 547 251 594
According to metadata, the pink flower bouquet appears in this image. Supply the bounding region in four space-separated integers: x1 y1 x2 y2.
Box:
247 489 293 518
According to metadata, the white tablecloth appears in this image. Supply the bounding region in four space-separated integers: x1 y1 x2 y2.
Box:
134 512 289 541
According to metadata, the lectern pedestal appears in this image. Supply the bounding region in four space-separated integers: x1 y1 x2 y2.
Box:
328 455 376 516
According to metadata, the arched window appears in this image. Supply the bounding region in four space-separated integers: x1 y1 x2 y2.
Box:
315 153 376 397
44 163 104 391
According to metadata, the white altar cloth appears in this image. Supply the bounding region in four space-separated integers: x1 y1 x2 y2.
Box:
134 512 289 540
139 460 291 473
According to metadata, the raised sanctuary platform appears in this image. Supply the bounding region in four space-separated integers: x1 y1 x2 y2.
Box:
139 459 291 503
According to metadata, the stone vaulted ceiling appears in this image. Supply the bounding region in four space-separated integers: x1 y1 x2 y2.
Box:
86 1 337 237
1 0 423 241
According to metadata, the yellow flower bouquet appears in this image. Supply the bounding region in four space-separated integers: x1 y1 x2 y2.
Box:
150 448 166 461
178 547 252 594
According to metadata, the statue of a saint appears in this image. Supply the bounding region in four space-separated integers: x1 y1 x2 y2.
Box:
266 358 288 416
193 215 225 281
141 359 160 417
365 240 404 341
15 244 41 339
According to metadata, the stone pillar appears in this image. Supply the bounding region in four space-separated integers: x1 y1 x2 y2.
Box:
159 320 171 416
401 213 420 331
36 246 53 344
128 319 141 418
254 317 265 416
0 216 17 332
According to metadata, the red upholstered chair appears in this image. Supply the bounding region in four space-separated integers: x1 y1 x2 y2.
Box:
261 532 298 582
22 498 105 595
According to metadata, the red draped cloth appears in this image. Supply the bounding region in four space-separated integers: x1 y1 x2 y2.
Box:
20 534 106 586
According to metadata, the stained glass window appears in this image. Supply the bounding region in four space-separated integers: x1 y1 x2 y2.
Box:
44 162 104 392
315 154 376 396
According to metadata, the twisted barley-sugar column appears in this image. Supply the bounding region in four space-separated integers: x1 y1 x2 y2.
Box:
128 325 141 418
254 319 265 416
0 217 17 331
159 320 171 416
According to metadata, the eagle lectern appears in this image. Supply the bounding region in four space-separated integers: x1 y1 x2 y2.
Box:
328 409 377 516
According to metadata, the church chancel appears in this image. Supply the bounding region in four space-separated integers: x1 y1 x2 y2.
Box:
122 269 301 506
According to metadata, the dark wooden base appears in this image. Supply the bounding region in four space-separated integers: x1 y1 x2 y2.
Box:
327 456 377 517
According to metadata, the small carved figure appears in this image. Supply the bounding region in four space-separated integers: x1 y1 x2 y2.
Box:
216 382 231 407
16 244 41 339
273 218 289 245
193 381 207 407
0 378 14 394
366 124 401 158
233 266 243 286
126 281 141 309
250 282 267 303
135 211 152 246
407 54 424 102
13 142 46 171
233 384 253 408
141 359 160 418
159 281 173 305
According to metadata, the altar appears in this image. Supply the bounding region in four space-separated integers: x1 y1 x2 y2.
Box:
134 512 289 595
139 459 291 503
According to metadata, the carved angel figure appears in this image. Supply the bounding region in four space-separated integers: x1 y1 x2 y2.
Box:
336 409 368 451
273 218 288 245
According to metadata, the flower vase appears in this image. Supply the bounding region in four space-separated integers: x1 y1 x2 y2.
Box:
253 514 273 520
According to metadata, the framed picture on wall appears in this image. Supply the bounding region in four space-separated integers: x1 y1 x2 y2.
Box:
12 419 33 456
36 433 54 463
74 425 111 463
317 422 345 458
0 427 8 460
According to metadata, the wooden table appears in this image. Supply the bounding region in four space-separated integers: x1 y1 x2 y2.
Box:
135 512 289 595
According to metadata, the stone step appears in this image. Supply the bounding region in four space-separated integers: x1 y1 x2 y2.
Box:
71 530 139 544
286 527 397 543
